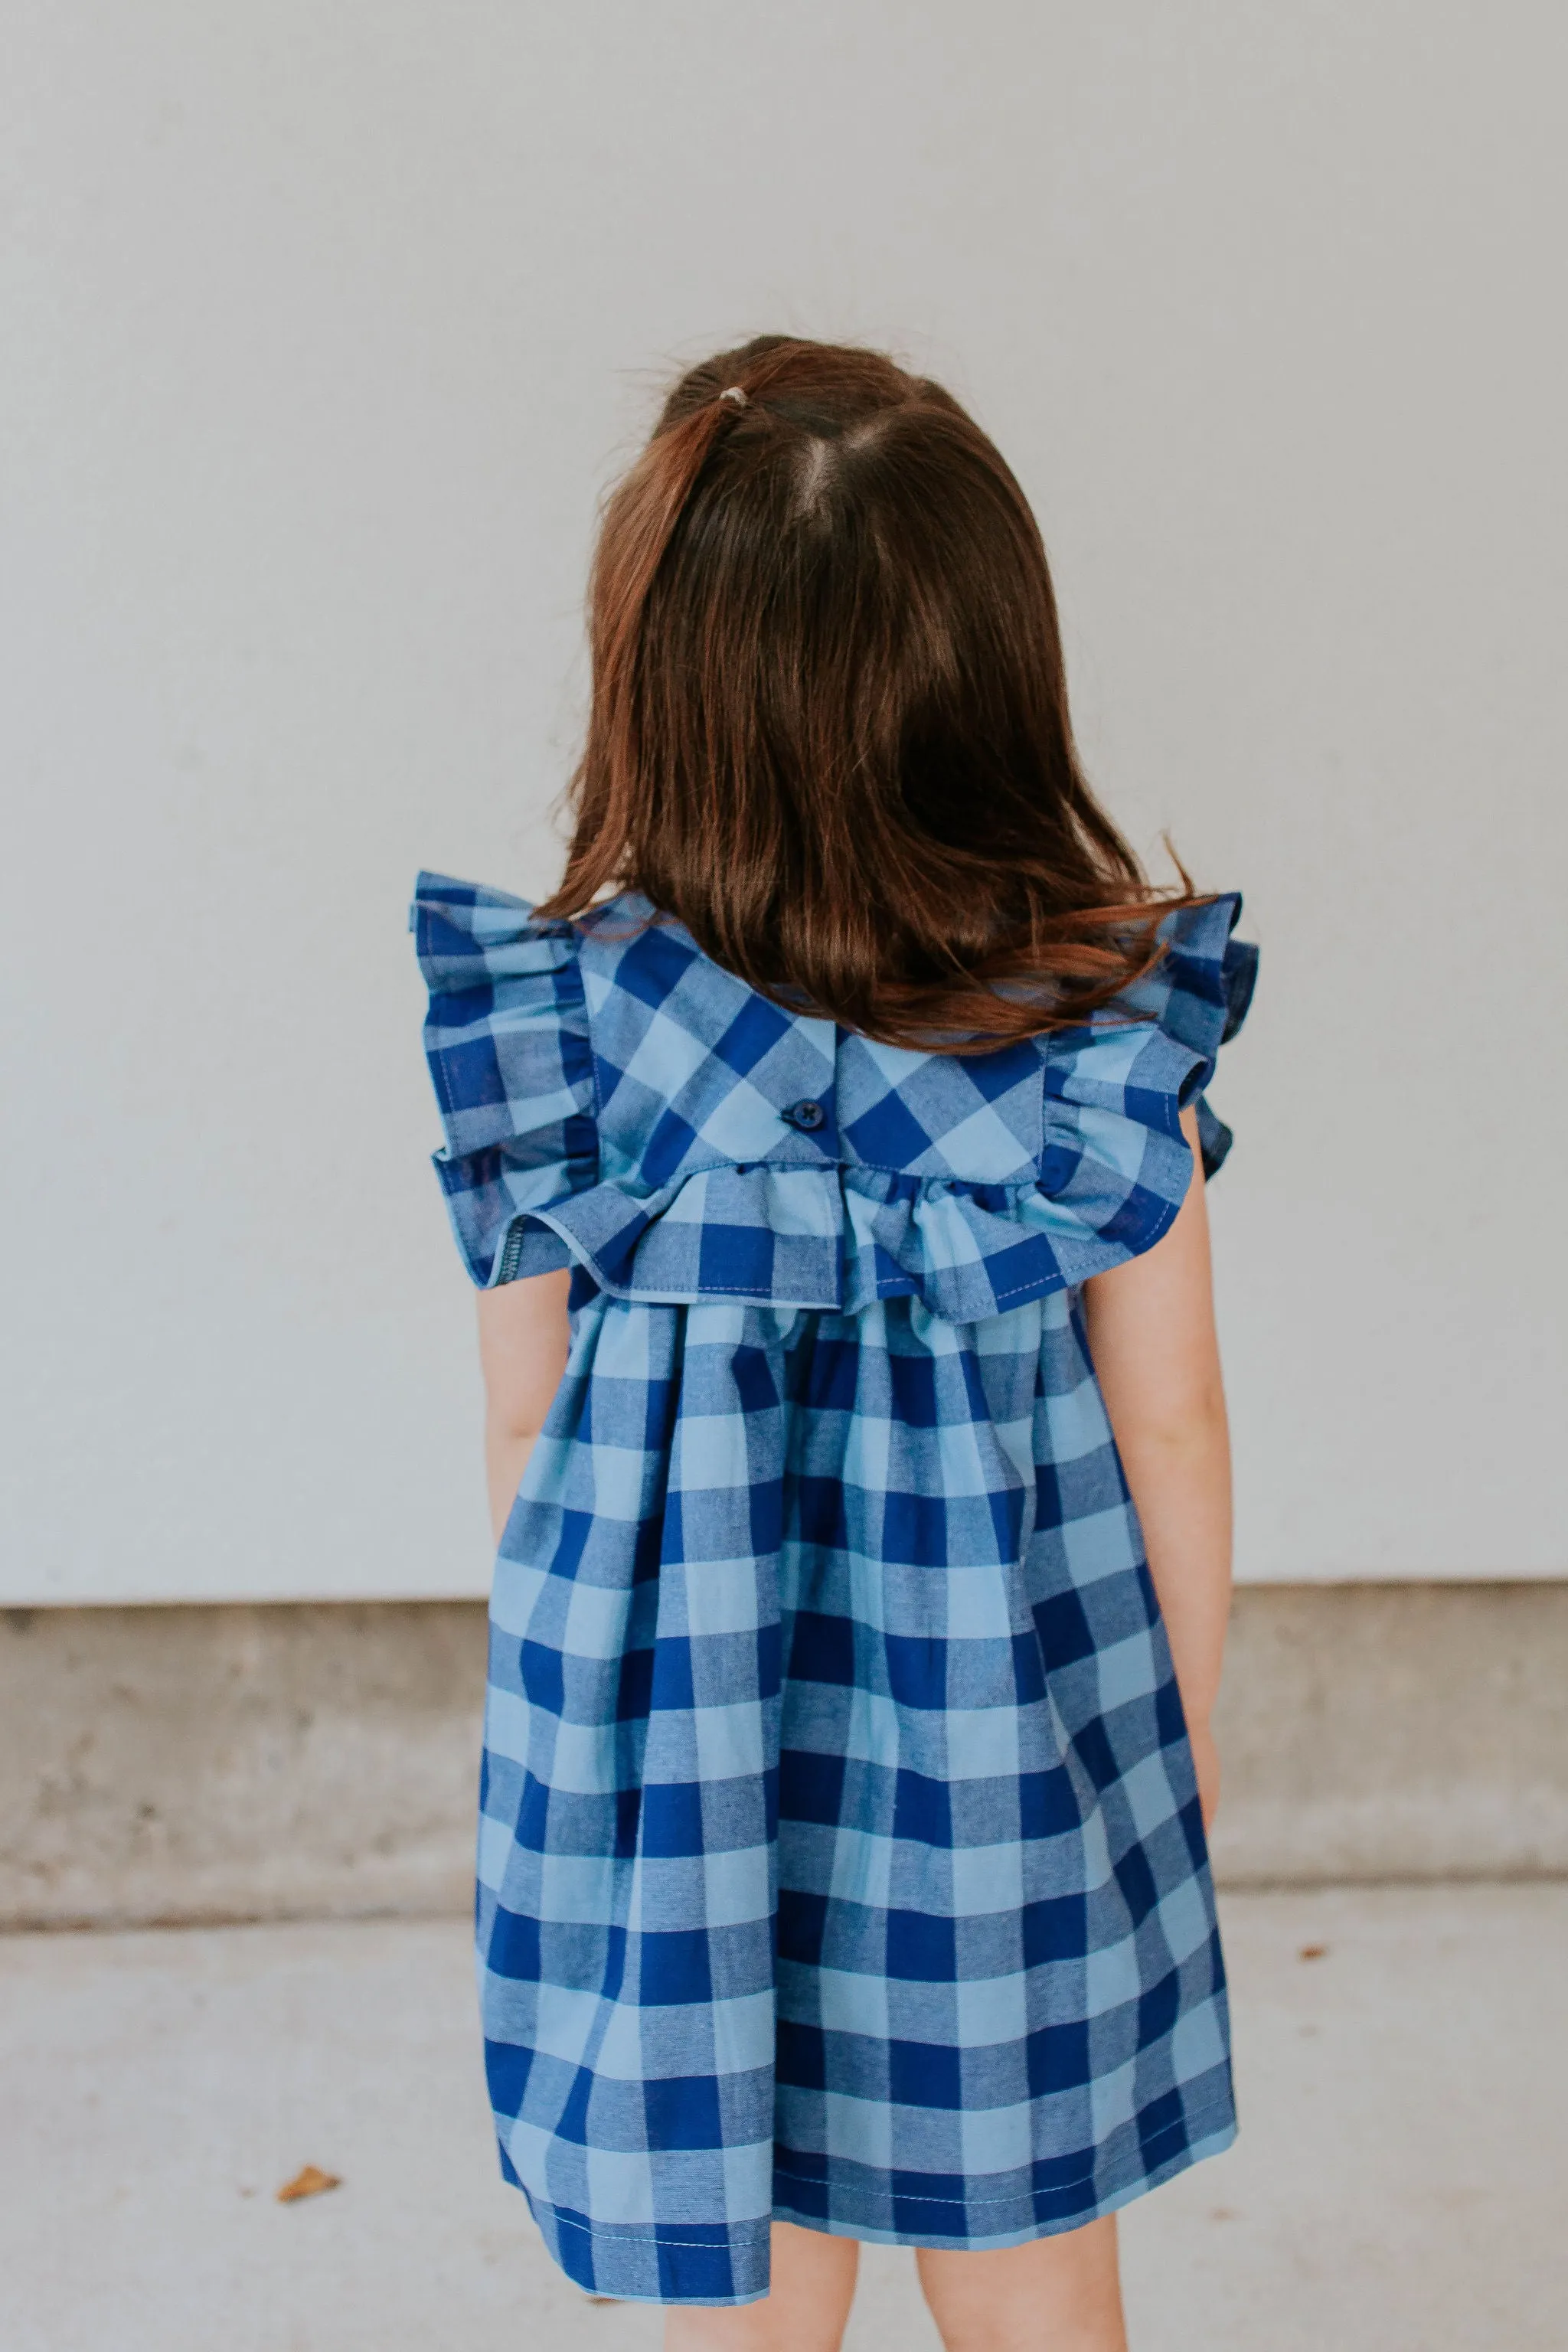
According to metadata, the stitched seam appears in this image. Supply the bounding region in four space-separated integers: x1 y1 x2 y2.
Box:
559 919 603 1186
773 2100 1236 2208
579 1156 1054 1187
541 2207 761 2251
983 1191 1181 1308
598 1282 838 1308
524 2099 1235 2250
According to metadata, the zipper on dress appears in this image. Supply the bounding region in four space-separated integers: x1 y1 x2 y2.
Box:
496 1217 527 1285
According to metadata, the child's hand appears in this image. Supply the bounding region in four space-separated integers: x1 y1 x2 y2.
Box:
1189 1720 1221 1832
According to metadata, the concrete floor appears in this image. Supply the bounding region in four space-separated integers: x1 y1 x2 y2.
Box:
2 1889 1563 2351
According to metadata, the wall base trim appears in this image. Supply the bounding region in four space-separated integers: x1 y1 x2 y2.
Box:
4 1583 1564 1929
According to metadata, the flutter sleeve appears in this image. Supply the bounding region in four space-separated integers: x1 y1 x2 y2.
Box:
1015 891 1257 1295
410 871 598 1286
1125 891 1258 1181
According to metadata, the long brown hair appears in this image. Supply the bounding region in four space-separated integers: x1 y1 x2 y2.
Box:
537 335 1201 1048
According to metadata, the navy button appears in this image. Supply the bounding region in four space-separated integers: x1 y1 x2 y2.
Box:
782 1099 827 1132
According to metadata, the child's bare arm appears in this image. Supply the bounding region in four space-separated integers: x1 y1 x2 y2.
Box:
475 1269 573 1544
1080 1104 1231 1826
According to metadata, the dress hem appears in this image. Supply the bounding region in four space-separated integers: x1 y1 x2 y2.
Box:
772 2099 1238 2251
518 2097 1238 2307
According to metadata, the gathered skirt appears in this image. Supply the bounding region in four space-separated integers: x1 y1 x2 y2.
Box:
475 1282 1236 2306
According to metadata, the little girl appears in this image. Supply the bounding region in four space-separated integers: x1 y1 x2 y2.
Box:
413 337 1255 2351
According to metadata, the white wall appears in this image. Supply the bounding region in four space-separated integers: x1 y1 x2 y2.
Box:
3 2 1564 1603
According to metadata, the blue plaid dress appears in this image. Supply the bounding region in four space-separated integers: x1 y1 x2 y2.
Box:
413 874 1256 2308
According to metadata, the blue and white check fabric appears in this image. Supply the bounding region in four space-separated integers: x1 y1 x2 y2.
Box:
413 876 1256 2307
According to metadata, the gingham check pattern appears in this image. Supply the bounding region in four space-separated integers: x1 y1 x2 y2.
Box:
413 877 1255 2305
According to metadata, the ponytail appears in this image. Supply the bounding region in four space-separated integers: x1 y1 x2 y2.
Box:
539 384 756 913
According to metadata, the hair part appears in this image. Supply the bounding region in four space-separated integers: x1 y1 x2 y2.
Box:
537 335 1204 1049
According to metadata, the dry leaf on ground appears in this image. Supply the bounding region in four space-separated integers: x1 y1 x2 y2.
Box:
276 2165 341 2203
